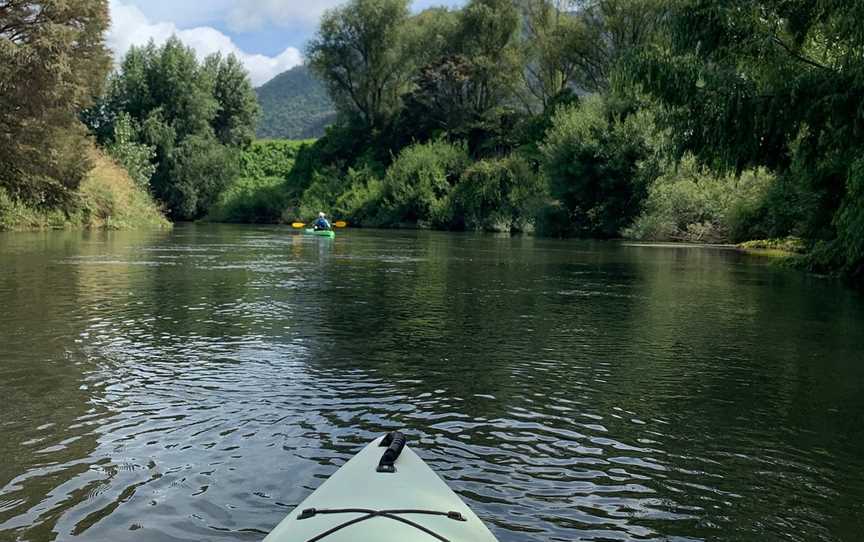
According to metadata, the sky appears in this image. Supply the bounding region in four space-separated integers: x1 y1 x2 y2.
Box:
107 0 465 86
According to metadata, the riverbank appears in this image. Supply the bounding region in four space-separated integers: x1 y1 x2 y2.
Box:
0 151 170 232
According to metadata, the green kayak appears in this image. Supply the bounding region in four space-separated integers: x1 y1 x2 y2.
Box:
304 228 335 238
263 432 499 542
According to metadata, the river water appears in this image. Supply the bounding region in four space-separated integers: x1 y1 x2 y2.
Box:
1 225 862 542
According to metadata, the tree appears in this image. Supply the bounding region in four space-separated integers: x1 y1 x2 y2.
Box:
0 0 111 206
631 0 864 279
400 0 522 147
86 37 260 219
540 95 655 237
561 0 666 93
455 0 521 117
307 0 412 130
518 0 586 112
207 53 260 147
106 113 157 187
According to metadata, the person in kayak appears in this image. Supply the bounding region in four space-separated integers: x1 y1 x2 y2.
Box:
312 212 332 231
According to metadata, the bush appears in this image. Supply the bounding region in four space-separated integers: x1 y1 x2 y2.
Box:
377 140 470 228
332 167 384 224
208 176 288 223
297 167 346 221
295 165 384 226
540 95 656 238
451 155 546 231
167 135 239 220
240 139 312 180
623 156 774 243
207 139 312 223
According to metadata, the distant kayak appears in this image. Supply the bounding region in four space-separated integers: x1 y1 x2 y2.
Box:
304 228 335 238
264 432 499 542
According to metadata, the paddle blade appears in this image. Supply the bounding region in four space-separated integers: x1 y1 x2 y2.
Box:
291 222 306 228
334 221 348 228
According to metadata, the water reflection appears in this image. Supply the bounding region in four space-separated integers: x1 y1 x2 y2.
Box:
1 226 863 541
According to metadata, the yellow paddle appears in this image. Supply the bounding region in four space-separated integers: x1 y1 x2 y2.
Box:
291 220 348 228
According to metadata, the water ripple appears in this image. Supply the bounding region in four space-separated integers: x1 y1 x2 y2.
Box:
1 226 863 541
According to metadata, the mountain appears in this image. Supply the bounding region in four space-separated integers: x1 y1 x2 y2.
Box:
255 65 336 140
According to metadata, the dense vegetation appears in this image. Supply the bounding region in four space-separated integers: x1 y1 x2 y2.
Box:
255 65 335 139
207 139 313 223
255 0 859 283
83 37 260 220
0 0 166 229
3 0 863 283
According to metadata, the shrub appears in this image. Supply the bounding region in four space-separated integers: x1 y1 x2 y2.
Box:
377 140 470 227
207 139 311 223
167 135 240 220
208 176 287 223
540 95 656 238
451 155 546 231
623 155 774 243
332 167 384 224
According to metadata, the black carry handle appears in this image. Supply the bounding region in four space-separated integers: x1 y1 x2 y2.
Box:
377 431 407 473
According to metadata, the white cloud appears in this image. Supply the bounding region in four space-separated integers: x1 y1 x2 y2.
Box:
226 0 345 32
107 0 302 86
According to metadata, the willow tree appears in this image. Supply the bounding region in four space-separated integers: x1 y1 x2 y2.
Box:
633 0 864 280
0 0 111 206
518 0 585 112
306 0 412 131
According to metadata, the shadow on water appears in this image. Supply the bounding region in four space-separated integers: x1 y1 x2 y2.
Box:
1 225 863 541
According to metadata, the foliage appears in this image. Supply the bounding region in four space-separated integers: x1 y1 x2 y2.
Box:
256 65 335 139
240 139 312 180
167 135 240 220
208 176 287 224
630 0 864 280
0 0 112 207
452 155 546 231
540 95 657 237
84 37 259 220
307 0 413 130
106 113 157 187
624 156 775 243
377 140 471 227
207 53 261 147
208 139 313 223
0 149 168 231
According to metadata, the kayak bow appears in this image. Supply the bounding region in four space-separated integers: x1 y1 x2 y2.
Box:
264 432 499 542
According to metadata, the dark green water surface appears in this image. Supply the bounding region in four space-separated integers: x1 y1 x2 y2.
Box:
1 225 863 542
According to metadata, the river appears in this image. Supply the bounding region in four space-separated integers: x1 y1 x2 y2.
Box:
1 225 862 541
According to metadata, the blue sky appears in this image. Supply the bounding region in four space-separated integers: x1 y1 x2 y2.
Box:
108 1 465 85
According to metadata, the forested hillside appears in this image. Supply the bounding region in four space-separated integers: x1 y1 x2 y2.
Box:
255 65 335 139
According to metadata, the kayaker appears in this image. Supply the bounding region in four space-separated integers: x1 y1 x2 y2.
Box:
312 212 331 231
